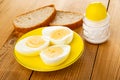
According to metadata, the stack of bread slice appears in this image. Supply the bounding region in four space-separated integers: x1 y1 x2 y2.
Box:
13 5 83 36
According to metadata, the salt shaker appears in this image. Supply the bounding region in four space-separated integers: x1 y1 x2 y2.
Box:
83 2 110 44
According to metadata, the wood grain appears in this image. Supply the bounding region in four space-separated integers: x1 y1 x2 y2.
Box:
54 0 108 13
91 0 120 80
0 0 111 80
0 35 32 80
0 0 54 80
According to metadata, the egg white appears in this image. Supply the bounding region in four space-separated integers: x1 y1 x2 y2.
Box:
42 26 74 45
40 45 71 66
15 36 50 56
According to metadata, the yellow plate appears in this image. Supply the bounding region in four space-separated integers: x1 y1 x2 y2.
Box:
14 27 84 71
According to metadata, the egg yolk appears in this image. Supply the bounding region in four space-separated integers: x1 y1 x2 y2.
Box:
44 47 63 58
50 29 70 39
85 2 107 21
26 36 45 48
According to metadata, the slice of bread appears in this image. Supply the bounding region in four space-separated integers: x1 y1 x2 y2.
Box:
13 5 56 36
49 11 83 29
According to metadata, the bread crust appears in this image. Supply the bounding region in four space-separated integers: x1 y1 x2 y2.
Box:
49 11 83 29
13 5 56 36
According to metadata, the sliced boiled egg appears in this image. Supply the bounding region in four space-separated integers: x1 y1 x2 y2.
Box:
42 26 74 45
15 36 50 56
40 45 71 66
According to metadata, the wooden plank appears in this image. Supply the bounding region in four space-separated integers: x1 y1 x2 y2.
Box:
91 0 120 80
0 0 109 80
0 35 32 80
54 0 108 13
0 0 53 80
30 0 109 80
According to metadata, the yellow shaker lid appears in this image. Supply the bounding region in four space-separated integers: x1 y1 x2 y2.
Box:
85 2 107 21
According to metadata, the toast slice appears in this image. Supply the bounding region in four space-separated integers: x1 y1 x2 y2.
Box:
49 11 83 29
13 5 56 36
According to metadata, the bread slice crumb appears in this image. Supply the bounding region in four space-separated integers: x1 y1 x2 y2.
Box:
13 5 56 36
49 11 83 29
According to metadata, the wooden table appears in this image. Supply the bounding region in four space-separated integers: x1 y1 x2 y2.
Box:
0 0 120 80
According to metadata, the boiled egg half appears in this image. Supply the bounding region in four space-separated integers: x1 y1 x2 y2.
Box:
42 26 74 45
15 36 50 56
40 45 71 66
